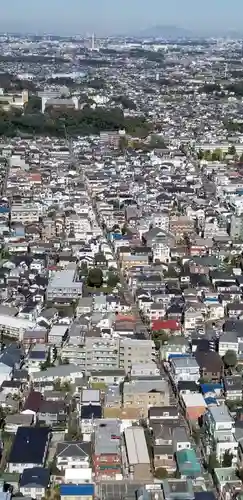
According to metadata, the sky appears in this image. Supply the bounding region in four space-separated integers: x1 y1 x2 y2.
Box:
1 0 243 36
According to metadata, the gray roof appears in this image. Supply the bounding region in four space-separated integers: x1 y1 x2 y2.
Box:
124 379 169 395
56 441 91 459
31 364 83 380
94 419 120 454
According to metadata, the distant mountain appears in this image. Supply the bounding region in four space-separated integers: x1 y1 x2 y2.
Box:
138 25 193 39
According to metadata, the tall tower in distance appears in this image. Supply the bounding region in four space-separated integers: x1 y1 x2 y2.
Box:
91 33 95 51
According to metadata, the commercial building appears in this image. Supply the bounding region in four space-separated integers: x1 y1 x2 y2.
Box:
124 426 151 480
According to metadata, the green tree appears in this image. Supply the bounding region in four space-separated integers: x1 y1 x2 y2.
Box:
228 145 236 156
79 261 88 277
211 148 222 161
154 467 168 479
208 452 220 473
236 364 243 373
204 150 212 161
222 450 233 467
224 350 237 368
197 149 204 160
87 267 103 288
152 330 169 350
107 272 119 288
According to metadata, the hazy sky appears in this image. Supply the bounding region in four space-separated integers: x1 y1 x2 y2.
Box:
1 0 243 35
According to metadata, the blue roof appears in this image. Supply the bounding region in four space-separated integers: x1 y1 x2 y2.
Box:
111 232 123 240
194 492 216 500
168 353 190 359
81 404 102 419
204 396 217 405
20 467 50 488
60 484 94 496
201 383 222 394
9 426 50 464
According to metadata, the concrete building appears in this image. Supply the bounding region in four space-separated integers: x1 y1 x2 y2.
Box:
93 420 121 480
47 268 82 301
124 426 151 480
11 203 43 223
230 215 243 240
61 336 156 375
123 379 170 417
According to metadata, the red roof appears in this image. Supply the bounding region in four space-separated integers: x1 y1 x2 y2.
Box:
23 390 43 412
29 173 41 182
152 319 181 332
116 314 136 322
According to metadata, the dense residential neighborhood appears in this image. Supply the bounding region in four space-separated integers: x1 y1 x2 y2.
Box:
1 31 243 500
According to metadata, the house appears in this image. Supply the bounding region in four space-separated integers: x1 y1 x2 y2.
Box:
80 405 102 439
142 227 173 263
89 369 125 385
227 303 243 319
19 467 50 499
195 351 224 382
152 319 181 335
7 426 50 473
172 427 191 453
21 391 43 422
181 393 207 422
224 375 243 401
154 444 176 472
170 356 200 384
60 484 94 500
5 413 34 434
64 467 92 484
48 325 68 346
31 365 83 383
176 448 202 478
76 297 93 316
149 406 180 425
93 420 121 479
204 405 237 464
162 479 194 500
56 441 91 471
214 467 241 493
38 400 67 426
160 337 189 361
184 304 206 332
218 331 238 357
22 329 47 347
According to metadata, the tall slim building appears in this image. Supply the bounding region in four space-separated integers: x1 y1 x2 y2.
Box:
91 33 95 51
230 215 243 240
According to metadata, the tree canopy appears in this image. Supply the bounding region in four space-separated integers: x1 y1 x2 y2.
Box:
154 467 168 479
87 267 103 288
0 105 151 138
223 349 237 368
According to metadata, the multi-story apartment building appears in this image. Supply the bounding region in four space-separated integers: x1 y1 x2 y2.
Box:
119 338 156 373
11 203 43 223
123 379 170 418
230 215 243 240
169 215 195 239
65 214 91 237
46 268 82 301
61 336 156 375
